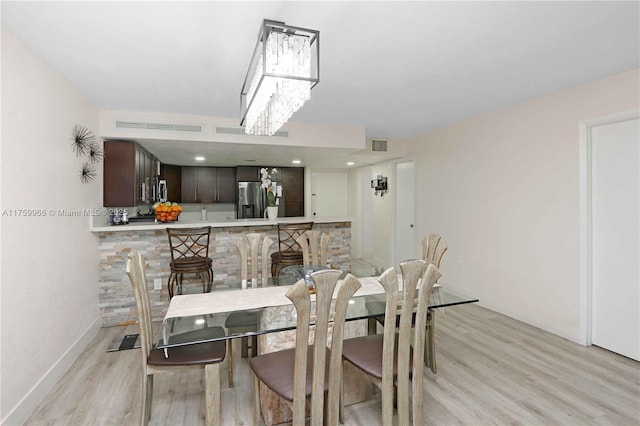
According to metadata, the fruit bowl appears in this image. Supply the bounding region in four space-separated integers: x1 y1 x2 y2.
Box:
153 201 182 223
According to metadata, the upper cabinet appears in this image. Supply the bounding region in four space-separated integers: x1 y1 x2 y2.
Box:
160 164 182 203
235 166 261 182
103 140 159 207
181 167 236 204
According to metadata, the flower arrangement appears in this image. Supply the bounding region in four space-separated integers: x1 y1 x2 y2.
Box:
260 168 278 207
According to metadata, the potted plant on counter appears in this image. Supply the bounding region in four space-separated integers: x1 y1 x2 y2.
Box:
261 168 279 220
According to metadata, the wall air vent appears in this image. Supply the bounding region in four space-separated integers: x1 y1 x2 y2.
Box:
216 126 289 138
371 139 389 152
115 120 203 133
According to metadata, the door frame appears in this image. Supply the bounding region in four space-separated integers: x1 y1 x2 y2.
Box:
578 109 639 346
390 158 416 266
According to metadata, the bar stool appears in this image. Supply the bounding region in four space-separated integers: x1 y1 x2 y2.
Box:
270 222 313 282
166 226 213 298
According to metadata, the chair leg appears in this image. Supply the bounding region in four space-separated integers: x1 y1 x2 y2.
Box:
200 271 207 293
429 311 437 373
140 370 149 426
241 336 249 358
367 318 377 335
167 273 174 299
146 375 153 422
253 373 261 426
205 363 221 426
228 339 234 388
339 368 345 424
251 335 258 357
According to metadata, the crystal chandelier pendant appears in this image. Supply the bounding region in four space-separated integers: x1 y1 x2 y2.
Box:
240 20 320 136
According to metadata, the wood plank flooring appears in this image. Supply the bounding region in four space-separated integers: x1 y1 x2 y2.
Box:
25 304 639 425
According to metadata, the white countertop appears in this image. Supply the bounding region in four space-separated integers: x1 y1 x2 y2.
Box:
91 216 352 232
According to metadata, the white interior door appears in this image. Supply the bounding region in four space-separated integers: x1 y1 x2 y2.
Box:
591 118 639 361
311 171 349 217
394 161 416 264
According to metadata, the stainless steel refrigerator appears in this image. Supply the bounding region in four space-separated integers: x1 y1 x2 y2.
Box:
237 181 285 219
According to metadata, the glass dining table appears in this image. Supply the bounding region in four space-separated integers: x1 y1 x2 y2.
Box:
156 267 479 350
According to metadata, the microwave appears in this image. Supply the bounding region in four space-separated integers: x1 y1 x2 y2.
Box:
149 175 168 203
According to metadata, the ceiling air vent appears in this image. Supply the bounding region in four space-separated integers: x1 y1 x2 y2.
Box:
173 124 202 132
216 126 289 138
115 120 203 133
145 122 174 131
371 139 389 152
115 121 146 129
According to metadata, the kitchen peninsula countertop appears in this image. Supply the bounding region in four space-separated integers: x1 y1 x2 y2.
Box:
91 216 352 232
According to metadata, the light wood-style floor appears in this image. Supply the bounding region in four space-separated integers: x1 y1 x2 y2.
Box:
25 304 639 425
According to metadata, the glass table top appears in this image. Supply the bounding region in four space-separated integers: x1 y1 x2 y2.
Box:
156 275 478 349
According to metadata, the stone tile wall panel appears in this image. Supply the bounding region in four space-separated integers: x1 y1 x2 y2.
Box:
98 222 351 326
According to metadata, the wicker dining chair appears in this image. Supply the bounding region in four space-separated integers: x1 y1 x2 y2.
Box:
224 232 273 387
250 270 361 425
296 230 331 266
126 252 226 426
342 260 441 425
367 234 448 373
420 234 447 372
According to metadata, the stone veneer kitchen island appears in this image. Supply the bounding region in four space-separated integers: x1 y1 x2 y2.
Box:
92 217 352 327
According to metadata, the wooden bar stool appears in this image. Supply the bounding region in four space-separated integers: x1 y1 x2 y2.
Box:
166 226 213 298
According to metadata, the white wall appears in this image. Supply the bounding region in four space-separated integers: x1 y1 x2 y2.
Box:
1 28 101 424
369 163 393 267
402 69 640 342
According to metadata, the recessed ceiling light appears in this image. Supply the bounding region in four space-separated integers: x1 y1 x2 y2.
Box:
292 160 302 164
195 156 205 161
195 318 205 325
346 162 355 166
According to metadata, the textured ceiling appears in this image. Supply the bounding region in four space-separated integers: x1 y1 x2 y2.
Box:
3 1 638 167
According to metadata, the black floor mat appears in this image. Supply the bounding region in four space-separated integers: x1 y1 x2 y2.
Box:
107 333 140 352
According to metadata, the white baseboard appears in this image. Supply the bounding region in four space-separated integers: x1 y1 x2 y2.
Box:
1 317 101 426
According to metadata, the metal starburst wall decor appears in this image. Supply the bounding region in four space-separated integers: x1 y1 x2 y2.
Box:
71 124 102 183
80 162 97 184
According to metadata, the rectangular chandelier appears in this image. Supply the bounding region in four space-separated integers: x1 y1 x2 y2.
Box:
240 20 320 136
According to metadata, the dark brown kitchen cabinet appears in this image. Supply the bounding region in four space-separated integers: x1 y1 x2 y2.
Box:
104 140 159 207
281 167 305 217
135 145 158 203
160 164 182 203
235 166 260 182
181 167 235 203
180 167 198 203
104 140 136 207
215 167 236 203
